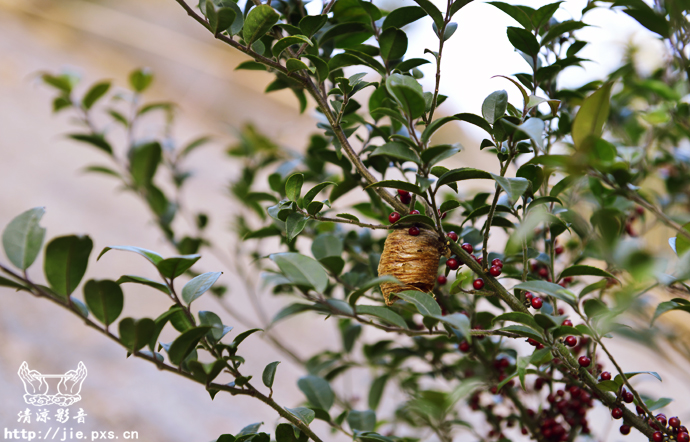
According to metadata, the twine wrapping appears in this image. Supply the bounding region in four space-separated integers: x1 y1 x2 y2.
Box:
378 228 444 306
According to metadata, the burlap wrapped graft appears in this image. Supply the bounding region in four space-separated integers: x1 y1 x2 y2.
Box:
378 228 444 306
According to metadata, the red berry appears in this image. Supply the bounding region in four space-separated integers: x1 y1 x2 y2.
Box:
491 258 503 267
612 407 624 419
437 275 447 285
531 297 543 309
461 243 473 253
410 209 420 215
670 417 681 428
620 424 631 435
578 356 591 367
625 222 636 237
489 265 502 277
400 193 412 204
438 209 447 220
636 206 645 216
558 308 565 315
623 391 634 403
397 189 409 196
409 226 420 236
680 432 690 442
524 292 533 301
679 426 688 434
562 319 573 327
458 341 470 352
555 245 565 255
527 338 539 346
657 414 668 426
473 278 485 290
389 212 401 223
600 371 611 381
446 258 460 270
636 405 645 415
653 432 663 442
447 231 458 242
564 336 577 347
474 255 482 263
563 277 574 284
538 267 549 278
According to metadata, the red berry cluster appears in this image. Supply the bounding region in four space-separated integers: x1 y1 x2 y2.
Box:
524 291 544 309
536 385 596 440
397 189 412 205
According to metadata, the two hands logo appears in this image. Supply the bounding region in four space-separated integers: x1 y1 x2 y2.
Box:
18 362 87 407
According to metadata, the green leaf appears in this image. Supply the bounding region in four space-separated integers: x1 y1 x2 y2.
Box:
506 27 540 56
130 142 162 188
491 174 529 204
514 281 577 306
273 35 313 58
395 290 442 316
129 68 153 92
450 0 474 15
286 213 308 241
645 397 673 412
44 235 93 296
651 300 690 325
286 59 310 73
119 317 155 353
559 265 615 280
68 133 113 154
579 280 607 299
157 254 201 279
168 325 212 365
572 82 613 149
507 118 544 149
370 142 420 165
231 328 263 348
432 313 471 341
674 222 690 256
82 81 110 109
348 410 376 432
83 165 121 178
312 234 343 260
493 312 542 332
365 180 423 196
481 90 508 123
285 173 304 202
348 276 400 306
488 2 533 29
397 214 435 227
501 325 544 343
436 167 493 191
299 14 328 37
368 375 388 410
542 20 587 46
303 182 336 207
298 375 335 410
207 2 237 35
623 9 669 38
336 213 360 222
356 305 407 329
422 116 459 145
0 276 30 291
517 355 530 390
379 28 408 62
84 279 124 326
385 74 425 119
583 298 608 319
421 144 461 166
262 361 280 389
382 6 425 30
198 310 233 342
2 207 46 270
182 271 222 305
243 5 280 45
453 112 493 133
613 371 662 386
270 253 329 293
272 303 317 324
285 407 315 425
412 0 444 29
97 245 163 265
439 200 461 213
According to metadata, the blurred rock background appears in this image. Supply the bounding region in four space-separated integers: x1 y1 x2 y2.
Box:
0 0 688 441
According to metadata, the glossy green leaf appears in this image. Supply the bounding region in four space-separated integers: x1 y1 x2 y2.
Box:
168 326 212 365
44 235 93 296
382 6 425 30
303 182 336 207
514 281 577 305
68 133 113 154
198 310 233 342
356 305 407 329
436 167 493 191
491 174 529 204
273 35 313 58
348 410 376 432
312 234 343 260
481 90 508 123
370 142 420 164
285 407 315 425
270 253 329 293
385 73 425 119
299 14 328 37
506 27 540 56
492 312 542 331
488 2 532 29
298 375 335 410
572 82 613 149
157 254 201 279
412 0 444 28
129 68 153 92
651 299 690 325
645 397 673 412
379 28 408 61
130 142 162 188
559 265 615 280
98 245 163 265
182 271 222 305
243 5 280 45
82 81 110 109
421 144 461 166
119 317 155 353
285 173 304 202
395 290 442 316
286 213 308 241
365 180 424 195
84 279 124 326
262 361 281 389
2 207 46 270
